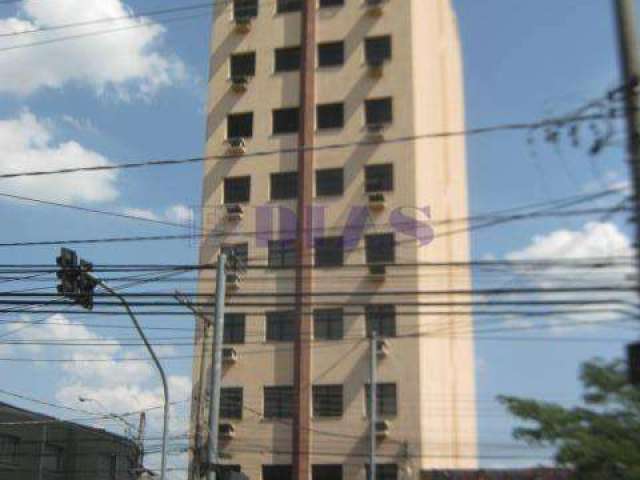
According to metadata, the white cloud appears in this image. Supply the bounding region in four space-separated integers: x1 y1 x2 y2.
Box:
123 207 160 221
504 222 635 333
0 111 118 203
165 204 194 225
0 0 185 97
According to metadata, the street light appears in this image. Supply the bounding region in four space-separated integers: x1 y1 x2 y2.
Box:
77 396 138 438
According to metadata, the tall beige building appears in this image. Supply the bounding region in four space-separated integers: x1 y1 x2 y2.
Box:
190 1 477 479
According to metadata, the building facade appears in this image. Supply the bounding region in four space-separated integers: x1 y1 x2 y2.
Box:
0 401 141 480
190 0 477 479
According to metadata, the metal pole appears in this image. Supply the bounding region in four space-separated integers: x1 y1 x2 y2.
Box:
137 412 146 467
96 279 170 480
613 0 640 295
37 425 47 480
207 253 227 480
369 331 377 480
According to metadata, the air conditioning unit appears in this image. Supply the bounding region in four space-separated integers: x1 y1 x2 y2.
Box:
367 56 385 77
376 338 389 358
225 204 244 222
219 422 236 440
368 192 386 210
234 15 252 33
368 263 387 281
365 0 385 16
231 75 250 93
226 137 246 155
222 347 238 364
366 123 385 140
375 420 391 439
226 272 241 290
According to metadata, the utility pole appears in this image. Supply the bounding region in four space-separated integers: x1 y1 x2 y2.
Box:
137 412 146 467
293 0 316 478
206 252 227 480
613 0 640 381
175 290 211 477
369 332 377 480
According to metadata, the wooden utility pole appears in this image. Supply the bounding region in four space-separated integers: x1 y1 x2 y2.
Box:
293 0 316 478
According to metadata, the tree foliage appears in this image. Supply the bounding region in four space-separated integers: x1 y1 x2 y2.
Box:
498 358 640 480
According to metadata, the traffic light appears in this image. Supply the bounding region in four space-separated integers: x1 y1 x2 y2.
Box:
56 247 80 299
628 342 640 386
55 248 97 311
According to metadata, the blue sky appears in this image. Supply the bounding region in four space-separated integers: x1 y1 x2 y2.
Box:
0 0 636 477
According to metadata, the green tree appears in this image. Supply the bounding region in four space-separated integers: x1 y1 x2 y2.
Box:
498 358 640 480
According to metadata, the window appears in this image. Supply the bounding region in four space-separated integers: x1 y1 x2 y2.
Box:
365 35 392 64
221 387 243 419
273 107 300 134
316 168 343 196
268 240 296 268
266 310 295 341
224 313 246 344
263 465 293 480
223 176 251 204
317 103 344 130
219 465 242 480
230 52 256 77
366 464 398 480
365 97 393 125
271 171 298 200
314 308 343 340
314 236 344 267
42 444 64 472
222 243 249 270
234 0 258 19
365 233 395 264
313 385 343 417
319 0 344 7
264 387 294 418
98 454 118 480
0 434 18 464
318 41 344 67
365 383 397 417
109 455 118 480
365 304 396 338
313 465 343 480
365 164 393 193
275 46 301 72
276 0 301 13
227 112 253 138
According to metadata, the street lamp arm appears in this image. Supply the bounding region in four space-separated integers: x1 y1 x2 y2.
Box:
95 278 169 480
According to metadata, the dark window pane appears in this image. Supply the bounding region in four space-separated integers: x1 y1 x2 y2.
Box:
275 46 301 72
316 168 343 196
224 176 251 204
222 243 248 270
365 98 393 125
276 0 301 13
266 310 295 341
365 164 393 193
230 52 256 77
319 0 344 7
313 385 343 417
227 112 253 138
264 387 294 418
317 103 344 130
365 383 397 417
366 464 398 480
365 305 396 338
365 233 395 264
219 465 242 480
318 41 344 67
365 36 392 64
313 308 343 340
234 0 258 19
220 387 243 419
224 313 246 344
273 107 300 134
268 240 296 268
314 236 344 267
271 171 298 199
